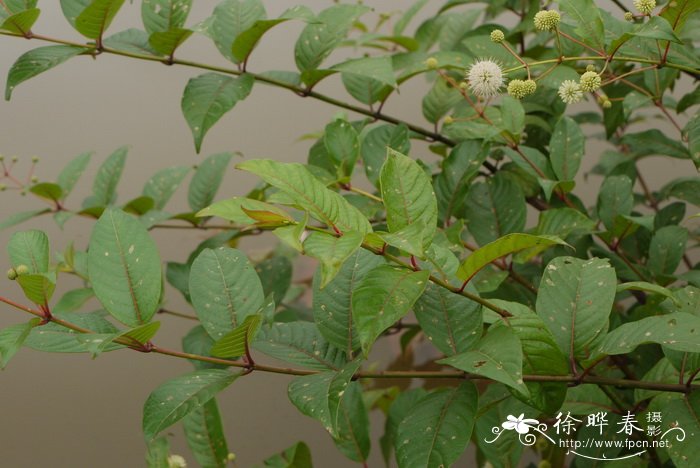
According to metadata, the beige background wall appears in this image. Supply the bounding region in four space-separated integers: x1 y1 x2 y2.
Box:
0 1 694 467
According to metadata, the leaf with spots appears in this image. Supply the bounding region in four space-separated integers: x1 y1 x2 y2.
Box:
5 44 86 100
87 209 162 327
287 360 361 437
74 0 126 40
438 326 529 396
648 225 688 277
210 314 262 358
0 319 40 368
360 123 410 187
208 0 266 63
189 247 264 340
598 313 700 355
141 0 193 35
413 281 482 356
57 151 92 200
395 382 478 468
253 321 348 371
86 145 128 208
352 265 430 357
657 392 700 468
142 369 239 441
380 148 437 249
463 173 526 246
303 231 363 288
597 175 634 231
536 256 616 361
332 380 370 463
255 441 313 468
237 159 371 234
313 248 384 357
188 152 235 214
550 117 584 181
182 398 230 468
181 73 254 153
142 166 190 210
7 229 49 273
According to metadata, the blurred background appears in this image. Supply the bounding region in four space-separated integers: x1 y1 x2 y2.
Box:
0 1 695 467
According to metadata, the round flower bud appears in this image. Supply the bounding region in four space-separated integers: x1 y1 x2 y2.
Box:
20 190 26 196
586 64 596 73
0 155 4 161
534 10 561 31
31 156 39 163
538 461 553 468
227 453 236 461
167 455 187 468
507 79 528 99
558 80 583 104
30 176 39 183
443 115 454 125
633 0 656 15
490 29 505 43
602 99 612 109
15 265 29 276
579 71 602 92
11 156 18 163
0 184 6 192
523 79 537 95
425 57 439 69
7 268 18 281
624 11 634 21
459 81 469 90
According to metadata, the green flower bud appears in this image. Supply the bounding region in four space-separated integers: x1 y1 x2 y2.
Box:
7 268 18 281
507 79 528 99
538 461 552 468
11 156 18 163
586 64 596 73
490 29 505 43
459 81 468 90
580 71 602 92
31 156 39 163
602 99 612 109
523 79 537 95
15 265 29 276
443 115 454 125
534 10 561 31
633 0 656 15
0 155 4 161
167 455 187 468
624 11 635 21
425 57 439 69
30 176 39 183
0 184 6 192
20 190 26 196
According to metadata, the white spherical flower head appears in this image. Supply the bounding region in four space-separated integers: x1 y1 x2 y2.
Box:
466 59 504 98
558 80 583 104
167 455 187 468
579 71 602 92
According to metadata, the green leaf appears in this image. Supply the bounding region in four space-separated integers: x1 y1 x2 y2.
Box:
255 441 312 468
23 311 120 353
141 0 192 34
324 119 360 179
622 129 690 159
197 196 287 224
0 209 50 230
88 208 163 327
149 27 193 56
599 313 700 354
618 282 679 305
491 301 569 413
331 381 370 463
381 388 427 464
182 325 226 371
439 326 529 395
550 117 584 181
142 166 189 210
287 360 361 436
661 392 700 467
536 256 616 360
0 8 39 35
597 175 633 230
5 45 86 100
231 6 315 64
237 159 371 234
0 319 40 368
331 56 397 89
210 314 262 358
464 173 526 246
500 95 525 140
181 73 254 152
648 225 688 277
414 281 482 356
53 287 94 314
294 4 369 73
88 146 128 208
372 222 426 258
353 265 430 356
7 229 49 273
255 256 292 304
29 183 63 203
457 233 567 282
103 28 158 55
559 0 605 52
536 207 596 237
360 124 410 187
60 0 91 27
380 149 437 248
273 215 307 252
146 436 170 468
75 0 126 39
394 0 429 35
80 321 161 358
254 321 348 371
57 151 92 199
188 152 234 212
313 248 384 356
182 398 229 468
16 273 56 306
142 369 239 441
303 231 363 288
662 0 700 33
687 111 700 171
189 247 263 340
209 0 266 63
395 382 478 468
